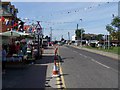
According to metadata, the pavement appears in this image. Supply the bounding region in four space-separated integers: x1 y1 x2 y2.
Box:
2 46 61 89
69 44 119 60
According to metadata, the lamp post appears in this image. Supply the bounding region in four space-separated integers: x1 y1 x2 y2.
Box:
80 19 82 47
108 32 110 49
50 27 52 42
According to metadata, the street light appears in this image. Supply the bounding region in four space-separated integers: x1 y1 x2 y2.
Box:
80 19 82 47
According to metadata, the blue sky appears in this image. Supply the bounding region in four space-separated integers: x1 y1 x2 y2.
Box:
10 1 118 40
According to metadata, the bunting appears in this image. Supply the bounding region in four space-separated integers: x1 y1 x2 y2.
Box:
21 2 114 25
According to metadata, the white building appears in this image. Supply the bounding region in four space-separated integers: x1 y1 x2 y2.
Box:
72 35 76 41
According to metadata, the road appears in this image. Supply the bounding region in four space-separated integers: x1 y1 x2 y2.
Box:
59 45 118 88
2 47 58 89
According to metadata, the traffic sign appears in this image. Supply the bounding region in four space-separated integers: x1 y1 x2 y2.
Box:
35 21 42 35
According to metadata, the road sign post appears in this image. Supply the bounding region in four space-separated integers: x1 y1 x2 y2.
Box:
35 21 43 59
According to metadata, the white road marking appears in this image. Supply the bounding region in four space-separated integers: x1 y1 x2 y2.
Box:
83 55 87 58
72 49 110 69
91 59 110 68
79 53 82 56
73 51 78 53
69 46 119 73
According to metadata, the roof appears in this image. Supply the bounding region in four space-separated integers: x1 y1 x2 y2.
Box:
2 2 11 5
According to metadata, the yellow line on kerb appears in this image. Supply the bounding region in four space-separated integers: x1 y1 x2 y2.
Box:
57 46 66 89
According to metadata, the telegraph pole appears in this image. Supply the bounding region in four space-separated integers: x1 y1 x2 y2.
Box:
80 19 83 47
108 32 110 49
68 32 70 41
61 35 63 39
50 27 52 42
77 24 78 30
81 29 82 47
104 34 106 49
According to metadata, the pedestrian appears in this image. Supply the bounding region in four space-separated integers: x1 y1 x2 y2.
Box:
2 44 7 74
21 42 27 55
15 42 20 54
9 41 16 55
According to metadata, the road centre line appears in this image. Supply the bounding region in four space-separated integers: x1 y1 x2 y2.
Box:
72 49 110 69
83 55 88 58
79 53 82 56
92 59 120 73
68 46 119 74
73 50 78 53
91 59 110 68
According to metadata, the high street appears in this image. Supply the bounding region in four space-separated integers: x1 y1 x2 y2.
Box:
58 45 118 88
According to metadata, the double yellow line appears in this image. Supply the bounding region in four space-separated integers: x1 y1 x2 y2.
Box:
56 46 66 89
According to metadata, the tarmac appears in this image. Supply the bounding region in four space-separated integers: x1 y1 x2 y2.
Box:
2 46 61 89
2 44 118 89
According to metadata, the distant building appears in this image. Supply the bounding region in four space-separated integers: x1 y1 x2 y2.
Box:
72 35 76 41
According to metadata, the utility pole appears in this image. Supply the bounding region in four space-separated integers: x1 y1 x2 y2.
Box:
105 34 107 49
80 19 82 47
77 24 78 30
104 34 106 49
68 32 70 44
81 29 82 47
68 32 70 41
50 27 52 42
108 32 110 49
61 35 63 40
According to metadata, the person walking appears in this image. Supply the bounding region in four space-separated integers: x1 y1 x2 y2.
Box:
15 42 20 54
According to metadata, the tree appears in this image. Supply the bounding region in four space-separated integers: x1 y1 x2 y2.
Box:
106 16 120 40
111 16 120 28
111 16 120 40
84 35 91 40
106 24 116 40
75 28 85 40
95 34 104 41
106 24 115 34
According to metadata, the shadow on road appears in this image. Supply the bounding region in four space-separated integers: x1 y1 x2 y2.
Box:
2 55 54 89
38 55 54 64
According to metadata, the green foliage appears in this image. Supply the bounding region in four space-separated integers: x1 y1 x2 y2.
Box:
106 16 120 40
75 28 85 40
95 34 104 40
111 16 120 28
106 24 115 34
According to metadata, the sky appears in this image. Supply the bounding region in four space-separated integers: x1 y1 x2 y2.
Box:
6 0 119 40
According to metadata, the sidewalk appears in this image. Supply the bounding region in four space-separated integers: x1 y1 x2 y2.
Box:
2 46 59 89
70 45 119 60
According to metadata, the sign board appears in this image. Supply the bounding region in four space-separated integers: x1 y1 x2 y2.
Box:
35 21 42 35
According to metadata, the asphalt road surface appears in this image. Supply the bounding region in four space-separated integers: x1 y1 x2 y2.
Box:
59 45 119 88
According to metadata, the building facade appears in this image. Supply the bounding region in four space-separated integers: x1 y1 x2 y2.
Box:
0 2 23 33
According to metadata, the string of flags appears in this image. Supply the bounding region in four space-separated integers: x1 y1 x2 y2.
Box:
41 2 113 17
0 16 25 32
21 1 116 25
